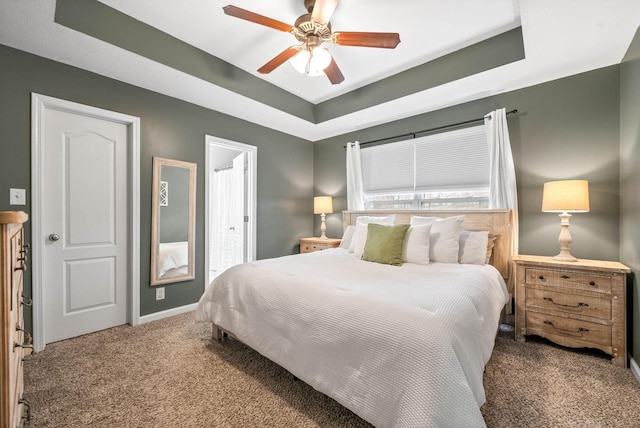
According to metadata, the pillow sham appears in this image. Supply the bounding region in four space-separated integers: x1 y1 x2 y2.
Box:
361 223 410 266
458 230 489 265
350 215 396 257
339 225 356 249
410 215 465 263
402 223 432 265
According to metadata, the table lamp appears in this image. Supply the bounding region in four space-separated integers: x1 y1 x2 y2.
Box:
314 196 333 239
542 180 590 261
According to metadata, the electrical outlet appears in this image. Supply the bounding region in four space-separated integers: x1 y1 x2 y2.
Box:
155 287 165 300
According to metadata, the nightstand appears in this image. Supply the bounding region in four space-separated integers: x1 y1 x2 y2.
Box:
513 255 630 367
300 237 341 254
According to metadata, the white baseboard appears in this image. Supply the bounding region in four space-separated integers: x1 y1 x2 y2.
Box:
138 303 198 324
631 357 640 385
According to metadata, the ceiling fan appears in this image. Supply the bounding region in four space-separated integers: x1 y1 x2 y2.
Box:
223 0 401 84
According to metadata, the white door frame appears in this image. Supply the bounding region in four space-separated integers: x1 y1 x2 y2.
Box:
31 93 141 352
205 135 257 287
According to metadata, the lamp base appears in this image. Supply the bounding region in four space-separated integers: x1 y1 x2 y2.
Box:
552 252 578 262
554 212 578 262
319 213 328 239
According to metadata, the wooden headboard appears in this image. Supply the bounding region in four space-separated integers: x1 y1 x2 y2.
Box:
342 210 514 290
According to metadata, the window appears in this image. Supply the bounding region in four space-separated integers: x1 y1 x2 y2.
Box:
361 125 489 210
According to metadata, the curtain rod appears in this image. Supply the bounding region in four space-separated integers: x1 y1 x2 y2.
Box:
345 109 518 149
214 164 233 172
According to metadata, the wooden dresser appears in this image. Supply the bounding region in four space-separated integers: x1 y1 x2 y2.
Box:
0 211 30 427
299 237 341 254
514 254 630 367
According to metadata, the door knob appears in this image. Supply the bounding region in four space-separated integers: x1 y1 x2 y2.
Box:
48 233 60 242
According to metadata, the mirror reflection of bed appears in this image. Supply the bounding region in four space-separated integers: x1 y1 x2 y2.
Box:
157 241 189 279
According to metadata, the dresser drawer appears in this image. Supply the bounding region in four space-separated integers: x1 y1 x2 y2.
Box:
526 311 611 347
302 243 330 253
299 238 341 254
525 268 612 294
9 349 24 428
525 288 611 320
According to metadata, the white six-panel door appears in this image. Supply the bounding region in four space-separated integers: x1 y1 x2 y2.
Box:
43 108 128 343
32 94 140 350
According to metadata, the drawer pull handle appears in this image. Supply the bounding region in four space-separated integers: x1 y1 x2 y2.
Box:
19 397 32 423
561 275 570 279
538 275 545 280
589 281 596 286
16 325 33 344
21 294 32 307
542 297 588 310
14 342 33 351
543 320 589 336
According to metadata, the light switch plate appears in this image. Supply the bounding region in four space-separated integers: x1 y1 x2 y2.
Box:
9 188 26 205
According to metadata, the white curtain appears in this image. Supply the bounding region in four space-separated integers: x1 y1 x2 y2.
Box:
485 108 519 301
209 168 234 276
485 108 518 212
346 141 365 211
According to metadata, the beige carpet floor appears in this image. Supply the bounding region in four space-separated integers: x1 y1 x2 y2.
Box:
23 312 640 427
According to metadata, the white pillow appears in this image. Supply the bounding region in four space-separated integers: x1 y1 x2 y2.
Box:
410 215 465 263
458 230 489 265
339 225 356 249
350 215 396 256
402 223 432 264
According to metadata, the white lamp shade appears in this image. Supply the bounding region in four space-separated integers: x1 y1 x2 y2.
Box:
542 180 590 212
308 47 331 75
314 196 333 214
290 47 331 76
290 49 310 73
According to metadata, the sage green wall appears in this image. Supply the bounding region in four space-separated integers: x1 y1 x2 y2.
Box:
314 66 621 262
0 44 313 324
620 27 640 364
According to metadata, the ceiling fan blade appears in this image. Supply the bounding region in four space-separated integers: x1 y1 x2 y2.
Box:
333 32 401 49
223 5 293 33
311 0 339 25
324 57 344 85
258 46 300 74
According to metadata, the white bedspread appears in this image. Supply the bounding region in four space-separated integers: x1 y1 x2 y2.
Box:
195 248 509 428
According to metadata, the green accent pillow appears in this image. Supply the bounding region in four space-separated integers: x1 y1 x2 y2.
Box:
361 223 410 266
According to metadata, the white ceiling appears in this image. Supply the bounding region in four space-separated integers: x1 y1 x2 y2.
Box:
1 0 639 141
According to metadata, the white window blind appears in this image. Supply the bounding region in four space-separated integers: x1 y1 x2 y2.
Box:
361 125 489 194
361 140 414 193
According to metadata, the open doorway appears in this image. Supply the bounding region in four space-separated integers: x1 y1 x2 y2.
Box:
205 135 256 288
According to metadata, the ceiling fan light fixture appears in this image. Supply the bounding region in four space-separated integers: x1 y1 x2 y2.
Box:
290 49 310 73
290 46 331 76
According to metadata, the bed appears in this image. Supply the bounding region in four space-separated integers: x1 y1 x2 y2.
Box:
195 210 513 427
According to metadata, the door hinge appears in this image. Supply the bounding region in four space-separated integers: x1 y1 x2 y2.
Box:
244 216 249 223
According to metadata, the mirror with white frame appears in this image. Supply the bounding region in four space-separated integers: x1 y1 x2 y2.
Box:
150 157 196 286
